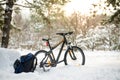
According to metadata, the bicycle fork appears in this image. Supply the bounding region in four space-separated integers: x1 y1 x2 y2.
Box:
69 49 77 60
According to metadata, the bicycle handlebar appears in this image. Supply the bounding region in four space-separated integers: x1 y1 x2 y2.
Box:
56 31 73 36
42 32 73 42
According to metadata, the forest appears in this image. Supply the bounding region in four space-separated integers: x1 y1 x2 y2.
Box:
0 0 120 51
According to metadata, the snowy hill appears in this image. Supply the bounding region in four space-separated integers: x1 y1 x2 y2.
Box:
0 48 120 80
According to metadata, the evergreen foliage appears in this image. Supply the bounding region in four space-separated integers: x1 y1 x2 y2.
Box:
106 0 120 24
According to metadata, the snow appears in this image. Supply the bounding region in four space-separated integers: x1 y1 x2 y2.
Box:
0 48 120 80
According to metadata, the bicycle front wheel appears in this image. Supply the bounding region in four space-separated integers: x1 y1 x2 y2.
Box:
64 46 85 66
35 50 52 71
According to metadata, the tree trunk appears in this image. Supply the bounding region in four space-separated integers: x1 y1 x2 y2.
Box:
1 0 14 48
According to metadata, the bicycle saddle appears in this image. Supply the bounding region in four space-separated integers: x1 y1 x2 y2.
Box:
42 38 51 41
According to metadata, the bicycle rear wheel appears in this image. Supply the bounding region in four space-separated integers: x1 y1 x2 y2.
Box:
64 46 85 66
35 50 52 71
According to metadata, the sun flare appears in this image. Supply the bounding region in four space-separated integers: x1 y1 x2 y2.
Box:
63 0 102 16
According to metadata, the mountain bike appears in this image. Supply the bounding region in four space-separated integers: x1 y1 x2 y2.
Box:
35 32 85 71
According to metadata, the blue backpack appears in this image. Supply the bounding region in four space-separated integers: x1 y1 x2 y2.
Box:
13 53 37 73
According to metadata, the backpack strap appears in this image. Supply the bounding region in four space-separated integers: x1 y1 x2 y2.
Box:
31 56 37 72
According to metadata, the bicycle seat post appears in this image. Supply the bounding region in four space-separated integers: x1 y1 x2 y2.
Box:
42 38 52 50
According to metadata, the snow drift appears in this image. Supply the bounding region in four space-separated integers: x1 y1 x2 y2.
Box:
0 48 20 71
0 48 120 80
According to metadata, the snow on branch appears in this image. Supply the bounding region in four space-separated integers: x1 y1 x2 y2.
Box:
14 3 33 8
0 2 6 5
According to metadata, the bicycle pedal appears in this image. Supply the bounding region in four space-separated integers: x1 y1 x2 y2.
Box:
51 64 56 67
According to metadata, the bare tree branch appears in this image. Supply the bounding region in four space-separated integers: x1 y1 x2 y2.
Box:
0 2 6 5
25 0 43 8
0 0 5 2
14 3 33 8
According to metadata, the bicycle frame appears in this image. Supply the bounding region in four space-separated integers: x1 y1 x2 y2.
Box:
47 37 68 65
35 32 85 71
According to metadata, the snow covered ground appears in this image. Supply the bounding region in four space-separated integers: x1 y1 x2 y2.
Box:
0 48 120 80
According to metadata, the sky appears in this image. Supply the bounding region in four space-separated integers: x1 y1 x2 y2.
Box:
63 0 106 15
16 0 107 17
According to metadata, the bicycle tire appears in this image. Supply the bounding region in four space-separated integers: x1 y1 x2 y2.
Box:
35 50 52 71
64 46 85 66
